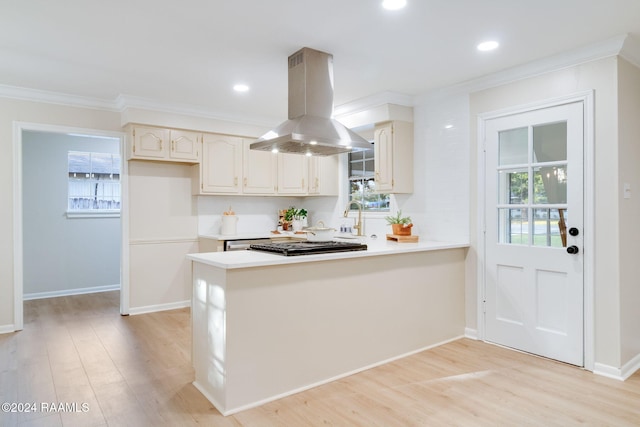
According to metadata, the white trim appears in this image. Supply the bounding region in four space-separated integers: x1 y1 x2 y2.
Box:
120 138 130 315
333 91 415 118
0 324 16 335
0 84 120 112
0 35 631 133
419 35 628 104
12 123 24 331
621 353 640 380
476 91 595 371
128 300 191 316
210 335 465 416
13 122 128 328
464 328 479 340
593 363 625 381
23 285 120 301
66 210 121 219
620 34 640 69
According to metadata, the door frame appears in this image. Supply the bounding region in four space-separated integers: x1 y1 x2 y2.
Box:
12 122 129 330
476 91 595 371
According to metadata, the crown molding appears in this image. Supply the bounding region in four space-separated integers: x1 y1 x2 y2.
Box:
115 94 277 128
0 84 121 112
620 34 640 69
1 34 634 125
416 34 630 103
333 91 415 118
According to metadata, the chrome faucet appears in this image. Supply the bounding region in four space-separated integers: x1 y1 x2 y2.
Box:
343 200 364 236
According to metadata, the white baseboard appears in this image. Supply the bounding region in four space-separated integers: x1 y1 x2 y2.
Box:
595 353 640 381
23 284 120 301
464 328 478 340
128 300 191 316
593 363 624 381
0 324 16 335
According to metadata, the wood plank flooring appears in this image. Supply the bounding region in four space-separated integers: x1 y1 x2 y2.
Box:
1 291 639 426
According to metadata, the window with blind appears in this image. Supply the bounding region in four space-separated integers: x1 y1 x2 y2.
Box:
348 149 390 212
68 151 121 216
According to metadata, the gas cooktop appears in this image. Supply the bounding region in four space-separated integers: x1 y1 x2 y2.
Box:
250 241 367 256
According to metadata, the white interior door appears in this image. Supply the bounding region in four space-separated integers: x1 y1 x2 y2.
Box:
484 102 584 366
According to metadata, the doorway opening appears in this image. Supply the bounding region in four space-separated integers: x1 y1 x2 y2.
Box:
13 123 128 330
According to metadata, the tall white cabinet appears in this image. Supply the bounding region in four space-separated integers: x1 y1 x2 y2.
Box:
374 121 413 194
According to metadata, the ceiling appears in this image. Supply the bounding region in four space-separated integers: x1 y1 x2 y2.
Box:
1 0 639 125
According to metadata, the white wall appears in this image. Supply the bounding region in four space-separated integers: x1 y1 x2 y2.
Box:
22 131 120 297
617 57 640 367
469 57 621 368
411 91 470 243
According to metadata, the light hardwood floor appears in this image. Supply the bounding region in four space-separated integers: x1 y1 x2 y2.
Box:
1 291 639 426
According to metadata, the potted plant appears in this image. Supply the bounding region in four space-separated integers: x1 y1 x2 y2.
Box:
385 210 413 236
284 207 307 232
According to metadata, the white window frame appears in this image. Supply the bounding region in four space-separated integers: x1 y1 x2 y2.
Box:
67 150 121 218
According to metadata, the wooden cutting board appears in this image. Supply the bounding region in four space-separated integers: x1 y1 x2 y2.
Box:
386 234 419 243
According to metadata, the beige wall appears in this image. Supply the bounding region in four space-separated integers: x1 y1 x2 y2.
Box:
469 57 622 367
0 98 122 328
617 57 640 366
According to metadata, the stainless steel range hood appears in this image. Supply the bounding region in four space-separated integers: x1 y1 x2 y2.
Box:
250 47 372 156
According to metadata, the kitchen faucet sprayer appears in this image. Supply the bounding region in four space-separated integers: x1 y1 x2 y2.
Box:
343 200 364 236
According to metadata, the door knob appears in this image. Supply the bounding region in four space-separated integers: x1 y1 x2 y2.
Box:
569 227 579 236
566 245 579 255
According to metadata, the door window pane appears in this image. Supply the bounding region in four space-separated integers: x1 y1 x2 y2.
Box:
533 122 567 162
498 208 528 245
534 166 567 204
533 208 567 247
498 169 528 204
499 127 528 165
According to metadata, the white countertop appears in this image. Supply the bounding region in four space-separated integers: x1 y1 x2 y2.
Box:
187 238 469 269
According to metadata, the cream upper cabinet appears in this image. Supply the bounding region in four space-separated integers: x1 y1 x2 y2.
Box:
129 125 201 163
374 121 413 193
308 155 338 196
277 153 308 194
242 140 277 194
170 129 201 162
200 134 243 193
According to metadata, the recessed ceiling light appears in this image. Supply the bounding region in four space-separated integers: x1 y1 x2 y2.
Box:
445 124 454 129
305 152 313 157
309 140 318 145
382 0 407 11
271 147 279 154
233 84 250 92
477 41 499 52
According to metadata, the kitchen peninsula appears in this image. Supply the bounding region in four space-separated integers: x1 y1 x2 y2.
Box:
187 239 468 415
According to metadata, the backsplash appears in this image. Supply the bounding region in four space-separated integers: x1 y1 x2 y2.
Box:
197 195 393 237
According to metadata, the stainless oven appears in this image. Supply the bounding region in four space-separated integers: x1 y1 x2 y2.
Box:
224 238 271 251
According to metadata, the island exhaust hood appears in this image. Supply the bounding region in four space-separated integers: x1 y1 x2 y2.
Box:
250 47 371 156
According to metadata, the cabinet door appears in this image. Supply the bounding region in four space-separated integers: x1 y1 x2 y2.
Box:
201 134 242 193
374 123 394 192
308 156 338 196
170 130 201 162
132 126 168 159
277 153 308 194
242 140 276 194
